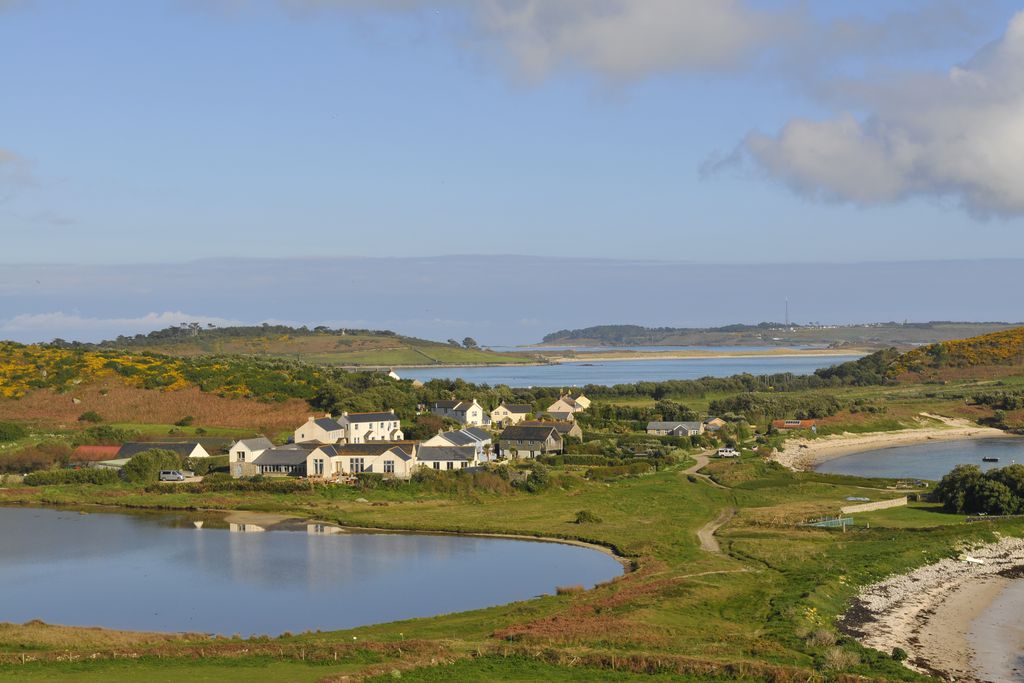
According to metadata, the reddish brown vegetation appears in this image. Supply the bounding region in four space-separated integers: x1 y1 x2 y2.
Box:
0 379 311 432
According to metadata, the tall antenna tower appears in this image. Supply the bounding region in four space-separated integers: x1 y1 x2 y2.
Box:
785 298 789 327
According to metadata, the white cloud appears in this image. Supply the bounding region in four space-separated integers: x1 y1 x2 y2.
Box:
0 312 245 343
744 11 1024 216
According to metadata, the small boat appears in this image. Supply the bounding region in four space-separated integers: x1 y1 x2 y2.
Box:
982 457 1000 462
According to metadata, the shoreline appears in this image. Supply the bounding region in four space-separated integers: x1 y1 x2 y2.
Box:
840 537 1024 682
771 415 1012 471
366 347 867 371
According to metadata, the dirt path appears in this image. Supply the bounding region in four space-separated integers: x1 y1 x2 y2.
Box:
683 452 728 489
697 507 736 553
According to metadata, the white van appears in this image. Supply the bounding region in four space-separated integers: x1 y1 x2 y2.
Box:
159 470 186 482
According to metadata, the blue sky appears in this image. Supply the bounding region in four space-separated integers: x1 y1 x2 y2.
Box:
2 1 1024 342
2 0 1023 266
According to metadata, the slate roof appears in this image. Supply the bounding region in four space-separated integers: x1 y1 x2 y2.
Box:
499 425 560 441
520 421 576 435
463 427 492 441
336 442 416 460
341 411 398 423
251 445 315 466
417 445 477 462
117 442 206 459
433 400 461 409
313 417 343 431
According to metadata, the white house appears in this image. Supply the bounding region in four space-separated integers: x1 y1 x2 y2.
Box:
294 411 403 445
422 427 493 462
417 445 478 471
338 411 404 443
293 415 345 445
227 437 273 466
490 403 533 427
431 399 489 426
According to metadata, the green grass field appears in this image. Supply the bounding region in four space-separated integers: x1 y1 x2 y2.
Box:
2 446 1016 682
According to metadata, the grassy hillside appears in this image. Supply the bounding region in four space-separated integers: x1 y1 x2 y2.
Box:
891 326 1024 378
541 322 1021 349
80 325 538 367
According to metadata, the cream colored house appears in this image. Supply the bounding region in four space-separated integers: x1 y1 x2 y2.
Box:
703 417 727 432
431 399 489 426
306 442 418 480
646 421 705 437
490 403 533 427
545 393 590 421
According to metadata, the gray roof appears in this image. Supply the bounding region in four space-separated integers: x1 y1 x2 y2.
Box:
521 421 576 435
340 411 398 423
417 445 477 462
433 400 461 409
117 442 205 459
235 437 273 451
499 425 560 441
647 421 703 431
440 428 491 446
252 445 314 466
314 417 343 431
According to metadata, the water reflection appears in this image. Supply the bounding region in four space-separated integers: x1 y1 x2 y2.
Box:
0 506 621 635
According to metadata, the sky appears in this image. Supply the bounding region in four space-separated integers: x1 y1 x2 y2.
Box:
2 1 1024 342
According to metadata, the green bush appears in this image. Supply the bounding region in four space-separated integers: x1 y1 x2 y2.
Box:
574 510 602 524
122 449 185 484
522 463 551 493
0 422 28 443
175 416 194 427
891 647 908 662
186 455 229 476
24 468 120 486
77 411 104 423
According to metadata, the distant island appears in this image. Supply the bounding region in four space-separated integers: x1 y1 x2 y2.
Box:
540 321 1023 349
46 324 540 368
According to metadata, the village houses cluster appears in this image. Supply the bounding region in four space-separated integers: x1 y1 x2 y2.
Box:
223 393 591 481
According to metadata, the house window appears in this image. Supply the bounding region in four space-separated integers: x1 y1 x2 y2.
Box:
384 460 394 474
433 462 440 470
460 462 467 468
236 451 245 462
313 459 324 475
446 462 453 470
349 458 365 473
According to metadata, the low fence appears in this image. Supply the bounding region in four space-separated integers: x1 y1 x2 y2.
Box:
840 497 907 514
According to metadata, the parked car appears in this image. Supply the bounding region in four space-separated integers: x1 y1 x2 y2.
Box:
717 447 739 458
159 470 187 482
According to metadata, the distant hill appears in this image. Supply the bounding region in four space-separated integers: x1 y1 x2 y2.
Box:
890 327 1024 379
541 322 1022 349
51 325 537 368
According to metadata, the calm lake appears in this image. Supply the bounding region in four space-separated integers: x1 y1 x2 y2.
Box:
0 507 622 635
401 354 862 387
815 438 1024 480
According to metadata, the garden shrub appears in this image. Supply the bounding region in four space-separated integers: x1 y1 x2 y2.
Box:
77 411 104 423
24 468 120 486
122 449 185 483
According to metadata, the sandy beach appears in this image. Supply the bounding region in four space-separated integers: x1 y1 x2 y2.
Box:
771 414 1009 471
841 537 1024 682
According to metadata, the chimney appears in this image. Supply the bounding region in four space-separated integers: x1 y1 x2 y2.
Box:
307 416 315 422
342 411 348 417
324 413 332 419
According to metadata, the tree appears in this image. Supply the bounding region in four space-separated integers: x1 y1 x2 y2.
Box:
122 449 185 484
933 464 984 513
462 337 478 349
